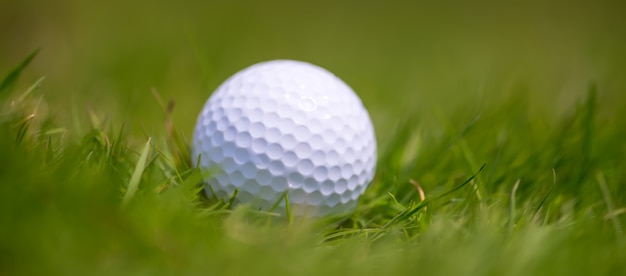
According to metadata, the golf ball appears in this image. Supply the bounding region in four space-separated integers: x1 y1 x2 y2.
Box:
192 60 376 216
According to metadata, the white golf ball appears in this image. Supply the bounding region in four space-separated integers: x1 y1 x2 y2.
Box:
192 60 376 216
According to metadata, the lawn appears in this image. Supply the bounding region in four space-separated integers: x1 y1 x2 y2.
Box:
1 0 625 275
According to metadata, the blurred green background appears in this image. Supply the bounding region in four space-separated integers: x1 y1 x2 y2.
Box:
2 0 625 144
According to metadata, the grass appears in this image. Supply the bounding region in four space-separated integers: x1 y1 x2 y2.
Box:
2 1 626 275
2 50 625 276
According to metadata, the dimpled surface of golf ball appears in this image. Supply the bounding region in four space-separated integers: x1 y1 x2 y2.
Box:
192 60 376 216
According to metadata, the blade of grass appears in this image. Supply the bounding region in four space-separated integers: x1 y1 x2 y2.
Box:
223 188 239 209
0 49 39 95
284 191 293 226
509 179 521 234
532 169 556 224
14 114 35 146
596 171 623 244
14 76 45 104
122 137 152 207
269 191 287 212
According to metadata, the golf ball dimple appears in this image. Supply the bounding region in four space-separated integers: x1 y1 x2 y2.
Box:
192 60 377 216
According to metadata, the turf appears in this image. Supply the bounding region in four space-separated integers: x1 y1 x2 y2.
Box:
1 0 625 275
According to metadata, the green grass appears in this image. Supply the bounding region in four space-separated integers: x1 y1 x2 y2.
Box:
2 1 626 275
